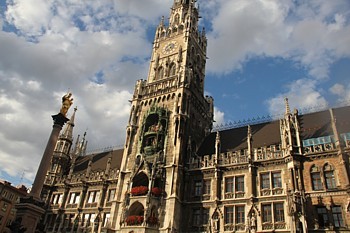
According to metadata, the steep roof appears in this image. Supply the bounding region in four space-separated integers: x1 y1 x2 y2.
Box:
197 106 350 156
333 106 350 134
197 120 280 156
73 148 124 173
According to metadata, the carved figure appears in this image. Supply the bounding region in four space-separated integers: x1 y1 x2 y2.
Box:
60 93 73 116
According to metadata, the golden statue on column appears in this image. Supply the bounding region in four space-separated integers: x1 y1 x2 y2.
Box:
60 93 74 116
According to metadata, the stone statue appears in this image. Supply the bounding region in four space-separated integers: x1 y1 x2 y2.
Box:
250 213 257 233
60 93 73 116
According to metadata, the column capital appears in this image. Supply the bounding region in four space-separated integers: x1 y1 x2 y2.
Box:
52 113 69 127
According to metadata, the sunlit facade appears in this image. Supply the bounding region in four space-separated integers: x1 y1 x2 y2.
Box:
39 0 350 232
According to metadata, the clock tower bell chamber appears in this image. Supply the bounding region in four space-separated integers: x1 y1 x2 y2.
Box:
111 0 214 232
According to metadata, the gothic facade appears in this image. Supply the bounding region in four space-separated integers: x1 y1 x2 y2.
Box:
39 0 350 232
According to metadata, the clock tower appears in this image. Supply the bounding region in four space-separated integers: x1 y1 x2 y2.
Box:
111 0 213 232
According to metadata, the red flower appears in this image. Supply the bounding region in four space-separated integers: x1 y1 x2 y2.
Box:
130 186 148 196
151 187 162 196
126 215 144 225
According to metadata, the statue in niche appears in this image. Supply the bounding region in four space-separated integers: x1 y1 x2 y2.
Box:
250 212 257 233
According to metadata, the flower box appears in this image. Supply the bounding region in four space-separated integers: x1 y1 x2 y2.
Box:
131 186 148 196
126 215 144 226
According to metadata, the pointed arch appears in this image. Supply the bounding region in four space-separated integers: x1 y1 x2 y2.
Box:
310 165 323 191
169 62 176 77
126 201 145 226
174 13 180 25
156 66 164 80
132 172 149 188
323 163 336 189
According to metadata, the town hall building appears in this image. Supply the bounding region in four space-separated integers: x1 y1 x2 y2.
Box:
35 0 350 232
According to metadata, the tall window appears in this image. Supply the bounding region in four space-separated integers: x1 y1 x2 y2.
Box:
235 206 245 224
202 208 209 225
235 176 245 192
194 180 202 196
157 66 164 79
203 180 211 195
274 203 285 222
87 190 100 203
224 206 245 225
103 213 111 227
169 63 176 77
174 14 180 25
192 208 201 226
192 180 211 197
324 164 336 189
262 204 272 222
272 172 282 188
51 193 63 205
224 206 234 224
261 173 270 189
332 206 344 228
192 208 209 226
68 192 80 204
107 189 116 202
261 171 282 190
317 206 328 228
225 177 234 193
225 176 245 193
262 203 285 223
311 165 323 190
83 213 95 227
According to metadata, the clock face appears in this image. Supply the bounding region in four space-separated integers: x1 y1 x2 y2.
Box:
162 41 178 54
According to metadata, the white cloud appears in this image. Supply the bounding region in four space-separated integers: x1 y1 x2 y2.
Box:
330 83 350 104
204 0 350 79
266 78 328 116
214 107 225 126
330 83 345 95
5 0 52 36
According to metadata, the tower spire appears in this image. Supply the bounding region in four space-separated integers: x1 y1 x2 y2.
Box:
61 106 77 140
284 97 291 115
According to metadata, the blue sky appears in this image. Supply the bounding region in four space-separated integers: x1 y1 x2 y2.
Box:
0 0 350 187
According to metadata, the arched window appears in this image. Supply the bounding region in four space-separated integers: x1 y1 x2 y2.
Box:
132 172 149 188
157 66 164 79
126 202 144 226
169 63 176 76
324 163 336 189
174 14 180 25
310 165 323 191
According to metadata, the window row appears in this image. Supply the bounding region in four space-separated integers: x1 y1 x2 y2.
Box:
46 212 111 230
155 63 177 80
51 189 116 207
192 171 282 198
191 203 285 226
1 190 17 202
316 205 344 228
303 133 350 147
